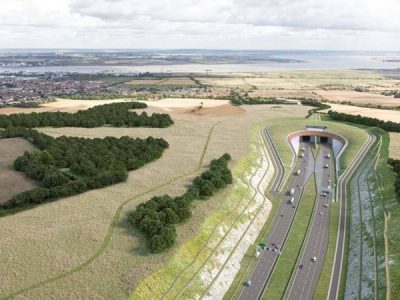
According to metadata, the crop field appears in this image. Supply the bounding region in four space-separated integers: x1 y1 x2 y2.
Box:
322 103 400 123
0 138 37 203
314 90 400 106
389 132 400 159
0 101 310 299
197 70 400 107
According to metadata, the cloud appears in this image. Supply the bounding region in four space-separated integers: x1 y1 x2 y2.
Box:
0 0 399 49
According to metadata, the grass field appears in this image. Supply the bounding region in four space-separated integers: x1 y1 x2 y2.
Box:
0 138 38 203
262 174 317 299
0 102 310 299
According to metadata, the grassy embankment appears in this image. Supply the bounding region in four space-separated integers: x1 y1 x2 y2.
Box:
131 120 275 299
261 174 317 299
225 118 367 299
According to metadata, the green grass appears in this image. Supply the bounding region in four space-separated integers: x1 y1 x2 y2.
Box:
371 128 400 298
268 118 368 175
261 174 317 299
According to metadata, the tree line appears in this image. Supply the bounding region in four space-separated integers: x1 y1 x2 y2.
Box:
388 159 400 201
127 154 233 253
0 102 173 128
0 127 169 209
328 110 400 132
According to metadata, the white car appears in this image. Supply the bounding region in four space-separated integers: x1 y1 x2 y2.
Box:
246 280 252 287
311 256 317 262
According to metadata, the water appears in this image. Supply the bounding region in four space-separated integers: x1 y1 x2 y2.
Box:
0 50 399 74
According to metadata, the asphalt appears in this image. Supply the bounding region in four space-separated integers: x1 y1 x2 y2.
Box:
238 142 315 300
285 143 332 300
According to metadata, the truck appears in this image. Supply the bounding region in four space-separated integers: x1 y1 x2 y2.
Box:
289 188 295 196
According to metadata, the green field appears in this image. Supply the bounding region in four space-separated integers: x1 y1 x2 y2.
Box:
262 174 317 299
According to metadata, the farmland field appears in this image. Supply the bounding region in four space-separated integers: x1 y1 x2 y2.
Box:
321 103 400 123
0 138 37 203
389 132 400 159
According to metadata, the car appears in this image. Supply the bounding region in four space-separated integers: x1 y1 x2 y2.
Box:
324 164 329 168
323 204 328 208
319 211 324 215
311 256 317 262
299 264 304 269
320 192 326 197
246 280 252 287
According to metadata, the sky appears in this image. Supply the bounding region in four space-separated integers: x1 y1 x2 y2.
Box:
1 0 400 50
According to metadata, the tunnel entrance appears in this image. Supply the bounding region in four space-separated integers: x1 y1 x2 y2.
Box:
320 136 328 143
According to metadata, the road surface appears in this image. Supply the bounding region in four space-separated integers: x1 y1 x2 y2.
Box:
238 141 314 300
285 143 332 299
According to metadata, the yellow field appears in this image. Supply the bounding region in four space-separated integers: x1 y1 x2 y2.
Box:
314 90 399 106
0 138 37 203
322 103 400 123
389 133 400 159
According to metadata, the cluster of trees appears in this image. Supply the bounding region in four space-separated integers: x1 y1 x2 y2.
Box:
1 127 169 209
388 159 400 201
328 110 400 132
301 99 331 117
229 91 289 106
127 154 233 253
0 102 173 128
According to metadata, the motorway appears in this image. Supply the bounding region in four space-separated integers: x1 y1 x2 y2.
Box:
238 141 315 300
285 143 332 299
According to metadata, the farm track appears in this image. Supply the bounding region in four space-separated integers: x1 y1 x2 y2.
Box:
163 130 274 299
328 132 376 300
0 121 222 300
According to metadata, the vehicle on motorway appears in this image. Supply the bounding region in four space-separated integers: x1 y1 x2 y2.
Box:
289 188 295 196
311 256 317 262
324 164 329 168
246 280 252 287
296 169 301 175
289 197 295 205
299 152 304 158
320 192 327 197
327 153 331 159
301 147 305 151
